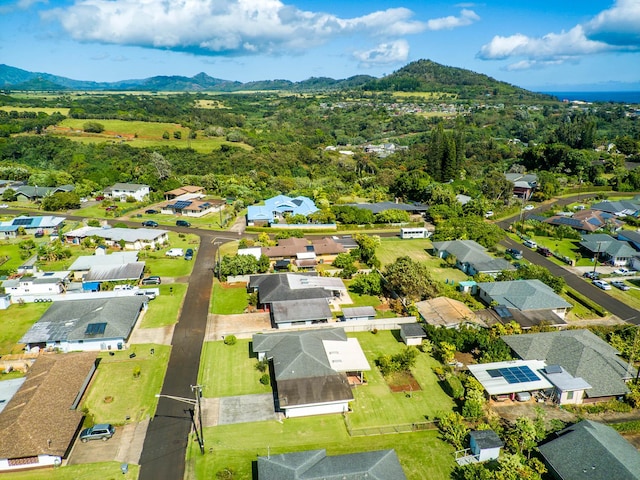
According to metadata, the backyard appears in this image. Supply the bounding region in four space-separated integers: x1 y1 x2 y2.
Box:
0 302 52 354
81 344 171 425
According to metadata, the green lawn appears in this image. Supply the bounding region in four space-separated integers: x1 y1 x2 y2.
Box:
198 339 271 397
348 330 455 428
0 240 28 273
128 206 232 230
210 282 249 314
136 233 200 277
187 418 454 480
139 283 188 328
81 344 171 424
0 302 52 354
0 462 138 480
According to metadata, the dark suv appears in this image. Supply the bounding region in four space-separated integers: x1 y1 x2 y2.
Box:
79 424 115 442
142 276 161 285
176 219 191 227
537 247 552 257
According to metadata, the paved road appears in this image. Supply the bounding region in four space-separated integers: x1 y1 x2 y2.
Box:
137 232 217 480
497 198 640 326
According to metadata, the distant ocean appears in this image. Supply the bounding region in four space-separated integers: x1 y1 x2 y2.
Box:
542 91 640 103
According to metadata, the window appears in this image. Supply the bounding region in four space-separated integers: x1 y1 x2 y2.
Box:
566 390 574 400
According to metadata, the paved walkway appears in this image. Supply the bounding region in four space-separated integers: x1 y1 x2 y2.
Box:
201 394 282 427
205 312 272 341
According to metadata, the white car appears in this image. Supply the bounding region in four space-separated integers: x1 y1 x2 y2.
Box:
0 204 8 209
592 280 612 290
524 204 534 211
484 211 494 218
165 248 184 257
613 268 633 275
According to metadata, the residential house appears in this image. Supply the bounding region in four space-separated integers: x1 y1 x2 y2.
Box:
81 262 145 291
538 420 640 480
545 209 624 233
341 306 376 322
68 251 139 281
0 215 65 239
415 297 486 329
0 352 98 472
164 185 205 200
476 304 568 330
248 273 347 328
160 198 224 218
257 449 406 480
617 229 640 251
103 182 150 202
246 195 319 226
431 240 515 276
579 233 636 266
261 237 347 268
63 226 169 250
591 200 640 218
252 328 370 418
467 359 554 401
502 329 636 402
477 280 572 320
345 200 429 216
14 185 74 203
2 270 69 298
505 173 537 199
20 296 147 352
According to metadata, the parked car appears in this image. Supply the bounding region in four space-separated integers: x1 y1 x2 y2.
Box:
176 219 191 227
145 209 159 214
523 239 537 249
484 210 494 218
592 279 612 290
524 204 534 211
537 247 552 257
613 268 633 275
166 248 184 257
79 424 115 442
583 271 600 280
114 284 137 291
141 276 161 285
135 290 157 300
611 281 631 291
95 195 105 201
142 220 158 227
506 248 523 260
0 204 9 209
105 205 118 211
515 391 531 402
184 248 194 261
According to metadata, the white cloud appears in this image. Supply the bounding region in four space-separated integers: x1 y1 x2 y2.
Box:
426 9 480 31
353 40 410 67
478 0 640 69
40 0 430 56
0 0 47 14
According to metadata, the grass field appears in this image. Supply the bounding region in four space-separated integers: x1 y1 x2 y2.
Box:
0 106 71 115
81 344 171 425
188 420 453 480
198 338 271 398
139 283 188 328
0 302 52 354
210 282 249 314
0 240 29 273
47 118 252 153
0 462 138 480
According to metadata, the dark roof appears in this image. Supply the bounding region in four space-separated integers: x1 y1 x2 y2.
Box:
539 420 640 480
470 429 504 449
258 449 406 480
0 352 97 459
502 329 635 398
83 262 145 282
400 323 426 338
271 299 332 324
342 306 377 319
345 201 428 213
19 297 146 344
249 273 331 304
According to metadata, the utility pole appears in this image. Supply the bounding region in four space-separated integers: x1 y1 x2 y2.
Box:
191 384 204 454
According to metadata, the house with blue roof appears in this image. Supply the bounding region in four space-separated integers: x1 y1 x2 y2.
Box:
0 216 65 239
246 195 319 226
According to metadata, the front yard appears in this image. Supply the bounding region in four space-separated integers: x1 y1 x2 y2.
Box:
210 282 249 314
138 283 188 328
0 302 52 354
81 344 171 425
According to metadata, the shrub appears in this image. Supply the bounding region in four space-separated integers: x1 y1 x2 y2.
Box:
132 366 141 378
260 374 270 385
255 360 268 373
223 335 237 346
443 375 464 399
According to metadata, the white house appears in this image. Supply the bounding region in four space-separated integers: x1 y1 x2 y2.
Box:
19 297 147 353
103 182 150 202
2 271 69 298
64 226 169 250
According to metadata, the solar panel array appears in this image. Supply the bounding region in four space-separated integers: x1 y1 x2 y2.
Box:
170 200 192 209
486 365 540 384
85 322 107 335
12 218 34 226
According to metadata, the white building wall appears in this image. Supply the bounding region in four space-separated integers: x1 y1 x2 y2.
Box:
284 401 349 418
478 447 501 462
41 338 126 353
558 389 585 405
6 283 62 296
0 455 61 472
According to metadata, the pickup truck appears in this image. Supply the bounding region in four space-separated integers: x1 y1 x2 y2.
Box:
165 248 184 257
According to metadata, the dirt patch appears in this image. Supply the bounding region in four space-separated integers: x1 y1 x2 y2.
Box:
387 371 422 393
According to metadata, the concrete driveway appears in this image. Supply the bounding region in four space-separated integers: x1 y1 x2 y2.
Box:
205 312 272 341
201 394 282 427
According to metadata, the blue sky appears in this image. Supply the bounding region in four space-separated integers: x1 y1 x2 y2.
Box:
1 0 639 91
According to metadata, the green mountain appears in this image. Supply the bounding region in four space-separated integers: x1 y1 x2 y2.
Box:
0 60 545 99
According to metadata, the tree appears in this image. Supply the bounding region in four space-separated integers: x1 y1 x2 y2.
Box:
83 122 104 133
349 272 383 295
353 234 380 268
1 188 15 201
481 171 512 201
437 411 469 449
384 256 440 301
462 388 485 419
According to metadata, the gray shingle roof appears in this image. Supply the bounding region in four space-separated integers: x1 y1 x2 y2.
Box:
478 279 572 311
19 297 146 344
83 262 145 282
271 299 332 324
539 420 640 480
432 240 515 273
257 449 407 480
69 252 139 271
502 329 634 398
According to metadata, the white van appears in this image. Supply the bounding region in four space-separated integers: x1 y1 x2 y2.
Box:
523 239 537 249
114 284 137 291
165 248 184 257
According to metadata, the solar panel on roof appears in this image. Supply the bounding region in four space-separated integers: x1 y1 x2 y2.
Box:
486 365 540 384
85 322 107 335
12 218 34 226
494 305 512 319
172 200 192 209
